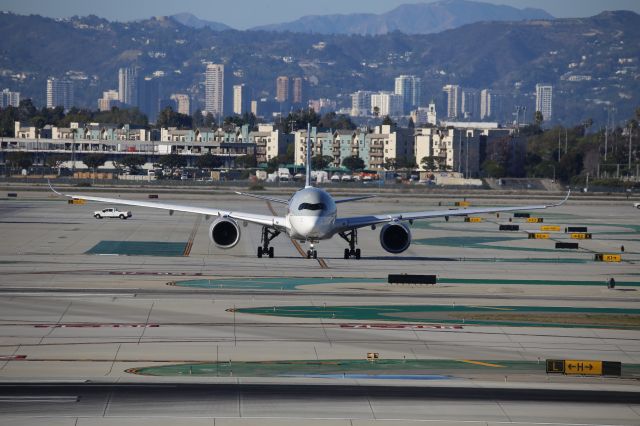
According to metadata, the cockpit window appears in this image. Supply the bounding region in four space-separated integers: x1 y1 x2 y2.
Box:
299 202 325 211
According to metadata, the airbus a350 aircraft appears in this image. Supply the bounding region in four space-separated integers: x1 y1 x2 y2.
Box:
50 124 569 259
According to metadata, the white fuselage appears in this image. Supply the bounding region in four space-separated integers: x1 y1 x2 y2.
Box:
285 186 337 241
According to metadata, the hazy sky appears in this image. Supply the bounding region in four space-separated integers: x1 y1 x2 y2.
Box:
3 0 639 29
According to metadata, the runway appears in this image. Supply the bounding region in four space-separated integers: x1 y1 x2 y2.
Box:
0 187 639 424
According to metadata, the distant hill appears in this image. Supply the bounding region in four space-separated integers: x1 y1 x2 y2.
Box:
251 0 554 35
170 13 232 31
0 10 638 125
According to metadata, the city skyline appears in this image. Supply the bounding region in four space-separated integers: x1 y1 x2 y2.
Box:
2 0 640 29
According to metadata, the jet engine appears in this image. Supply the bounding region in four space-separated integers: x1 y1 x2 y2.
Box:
209 217 241 249
379 222 411 254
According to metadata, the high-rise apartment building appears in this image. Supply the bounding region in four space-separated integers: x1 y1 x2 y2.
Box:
233 84 248 115
205 64 225 118
371 92 403 117
1 89 20 108
480 89 492 119
443 84 460 119
292 77 303 104
46 78 74 110
118 67 138 106
276 76 289 103
350 91 373 116
138 77 160 123
98 90 119 111
461 89 479 119
394 75 422 114
535 84 553 121
170 94 190 115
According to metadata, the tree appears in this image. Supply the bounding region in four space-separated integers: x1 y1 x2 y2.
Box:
265 157 280 173
534 110 544 127
420 156 438 171
342 156 365 172
382 115 395 126
482 159 506 178
196 153 223 169
383 158 397 170
82 153 108 173
121 155 147 174
156 107 192 129
311 155 333 170
45 153 69 175
192 109 205 128
157 154 187 170
373 106 380 118
235 154 257 169
6 152 33 173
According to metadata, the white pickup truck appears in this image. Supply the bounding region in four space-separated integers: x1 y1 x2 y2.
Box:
634 202 640 209
94 208 132 219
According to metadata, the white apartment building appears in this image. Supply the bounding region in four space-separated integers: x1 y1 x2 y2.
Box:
98 90 119 111
46 78 74 110
118 67 138 106
205 64 224 118
350 90 373 116
1 89 20 108
371 92 403 117
443 84 460 119
535 84 553 121
170 94 190 115
394 75 422 114
415 127 480 177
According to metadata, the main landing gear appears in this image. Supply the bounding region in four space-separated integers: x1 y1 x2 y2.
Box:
339 229 361 259
257 226 280 258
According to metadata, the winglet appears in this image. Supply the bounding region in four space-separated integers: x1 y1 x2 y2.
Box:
47 179 64 196
552 190 571 207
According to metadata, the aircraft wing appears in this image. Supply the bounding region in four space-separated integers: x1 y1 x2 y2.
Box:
334 195 376 204
49 182 281 227
234 191 289 204
334 191 570 232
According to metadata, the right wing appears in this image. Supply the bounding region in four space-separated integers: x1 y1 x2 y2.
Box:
334 191 570 233
49 181 284 228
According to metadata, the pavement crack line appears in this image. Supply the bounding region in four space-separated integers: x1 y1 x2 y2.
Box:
137 301 155 344
105 343 121 376
39 301 72 345
496 400 513 423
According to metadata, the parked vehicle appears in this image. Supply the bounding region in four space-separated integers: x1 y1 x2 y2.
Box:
94 208 132 220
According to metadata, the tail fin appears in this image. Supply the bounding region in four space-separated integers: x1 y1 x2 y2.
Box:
305 122 312 188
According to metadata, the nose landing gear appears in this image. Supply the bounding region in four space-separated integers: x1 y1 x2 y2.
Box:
306 242 318 259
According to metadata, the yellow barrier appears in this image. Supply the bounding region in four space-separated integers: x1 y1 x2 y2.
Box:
570 233 592 240
540 225 561 232
527 217 544 223
528 233 550 239
464 217 482 223
594 253 621 262
455 201 471 207
67 199 86 205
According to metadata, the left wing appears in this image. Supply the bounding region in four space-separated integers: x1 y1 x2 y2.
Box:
49 181 283 228
334 191 570 233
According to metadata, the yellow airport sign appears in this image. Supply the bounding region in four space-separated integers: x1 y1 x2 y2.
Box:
455 201 471 207
564 360 602 375
570 233 592 239
68 199 85 205
541 225 561 232
465 217 482 223
527 217 544 223
595 253 622 262
367 352 379 361
528 233 550 239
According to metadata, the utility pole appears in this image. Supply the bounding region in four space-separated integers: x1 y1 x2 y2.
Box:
604 126 608 161
558 129 561 162
629 125 633 177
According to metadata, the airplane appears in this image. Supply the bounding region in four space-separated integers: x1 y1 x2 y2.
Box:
50 124 570 260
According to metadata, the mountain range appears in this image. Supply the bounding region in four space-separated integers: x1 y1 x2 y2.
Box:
0 9 638 126
248 0 554 35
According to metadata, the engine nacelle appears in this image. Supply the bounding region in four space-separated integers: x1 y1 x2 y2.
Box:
379 222 411 254
209 217 241 249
